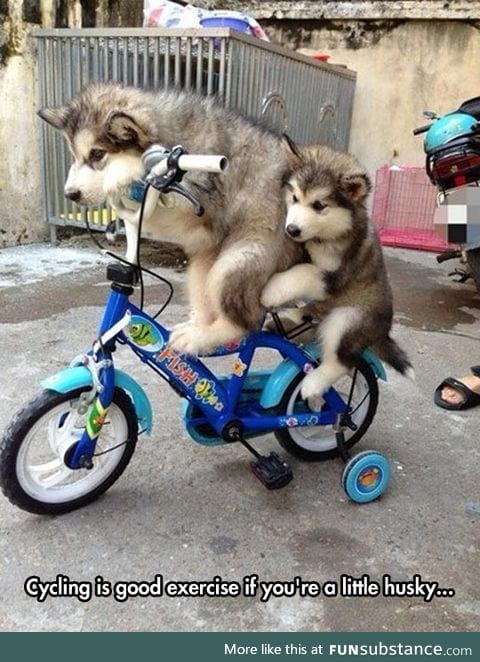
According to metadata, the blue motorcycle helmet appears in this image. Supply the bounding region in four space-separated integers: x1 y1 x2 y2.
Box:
425 112 477 153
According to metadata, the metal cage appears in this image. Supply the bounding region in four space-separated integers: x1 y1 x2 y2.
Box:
36 28 356 235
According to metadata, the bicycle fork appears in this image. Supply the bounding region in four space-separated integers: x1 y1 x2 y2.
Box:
64 354 116 470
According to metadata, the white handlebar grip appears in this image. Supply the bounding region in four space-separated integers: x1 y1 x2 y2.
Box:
177 154 228 173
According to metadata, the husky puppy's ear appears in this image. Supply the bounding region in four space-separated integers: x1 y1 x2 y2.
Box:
339 172 371 203
37 106 70 130
104 111 150 148
281 133 303 168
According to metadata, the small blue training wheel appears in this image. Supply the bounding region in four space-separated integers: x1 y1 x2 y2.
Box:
342 450 390 503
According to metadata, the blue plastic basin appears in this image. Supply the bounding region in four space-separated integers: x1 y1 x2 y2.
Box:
200 16 250 33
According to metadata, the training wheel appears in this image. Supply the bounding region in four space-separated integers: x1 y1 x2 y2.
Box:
342 450 390 503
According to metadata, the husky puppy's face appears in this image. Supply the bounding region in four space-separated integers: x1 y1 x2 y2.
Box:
281 136 371 243
38 85 153 206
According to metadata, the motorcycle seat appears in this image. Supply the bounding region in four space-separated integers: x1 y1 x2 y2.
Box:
427 133 480 157
457 97 480 121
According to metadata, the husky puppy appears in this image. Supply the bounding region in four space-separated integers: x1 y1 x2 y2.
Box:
38 84 301 355
261 138 412 401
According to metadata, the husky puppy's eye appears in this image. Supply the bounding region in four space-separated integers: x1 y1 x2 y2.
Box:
89 148 106 163
311 200 326 212
292 194 298 203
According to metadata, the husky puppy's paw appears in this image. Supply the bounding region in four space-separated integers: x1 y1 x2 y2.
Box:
301 368 328 401
261 274 292 309
169 324 211 356
169 318 244 356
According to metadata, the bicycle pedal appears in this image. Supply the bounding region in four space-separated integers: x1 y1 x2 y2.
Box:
250 452 293 490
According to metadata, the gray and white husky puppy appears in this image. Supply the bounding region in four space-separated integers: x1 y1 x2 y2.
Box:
261 138 413 401
39 83 301 355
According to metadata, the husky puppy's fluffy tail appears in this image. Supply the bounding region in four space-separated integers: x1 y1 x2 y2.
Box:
375 336 415 380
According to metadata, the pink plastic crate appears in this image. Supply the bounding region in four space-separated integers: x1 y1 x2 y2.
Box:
371 165 450 252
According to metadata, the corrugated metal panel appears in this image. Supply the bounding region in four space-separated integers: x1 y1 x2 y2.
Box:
35 28 356 231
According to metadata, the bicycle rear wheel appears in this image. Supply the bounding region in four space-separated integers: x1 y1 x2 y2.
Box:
274 357 379 461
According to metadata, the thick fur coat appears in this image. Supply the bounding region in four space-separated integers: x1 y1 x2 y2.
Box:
39 84 302 355
261 139 412 400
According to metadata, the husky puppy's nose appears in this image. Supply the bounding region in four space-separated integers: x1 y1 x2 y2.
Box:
286 224 301 238
65 188 81 202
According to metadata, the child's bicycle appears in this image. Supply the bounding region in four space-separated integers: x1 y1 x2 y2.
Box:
0 146 391 515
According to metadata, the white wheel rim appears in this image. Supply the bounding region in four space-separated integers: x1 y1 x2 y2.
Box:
286 370 372 453
16 399 128 504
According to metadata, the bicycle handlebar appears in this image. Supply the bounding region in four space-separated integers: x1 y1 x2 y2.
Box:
142 144 228 178
171 153 228 173
119 145 228 264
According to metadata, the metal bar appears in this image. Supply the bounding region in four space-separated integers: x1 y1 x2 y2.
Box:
112 38 119 82
234 41 245 113
144 37 150 88
257 47 266 119
82 35 90 89
153 37 160 88
185 37 192 90
164 36 171 88
37 37 51 229
50 38 60 222
225 38 233 108
92 36 100 82
174 37 181 87
103 35 109 82
43 35 55 226
196 38 203 93
218 37 226 101
73 37 82 90
246 43 256 116
122 36 128 84
33 28 356 79
62 36 74 220
132 37 139 87
206 38 214 96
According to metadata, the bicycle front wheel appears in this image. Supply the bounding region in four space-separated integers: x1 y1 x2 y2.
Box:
0 387 137 515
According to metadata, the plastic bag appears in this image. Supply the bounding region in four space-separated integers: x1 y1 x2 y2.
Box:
143 1 202 29
143 1 269 41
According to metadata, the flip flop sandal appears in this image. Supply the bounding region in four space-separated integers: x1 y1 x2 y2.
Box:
434 376 480 410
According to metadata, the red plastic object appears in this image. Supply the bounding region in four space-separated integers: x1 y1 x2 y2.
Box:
371 166 451 252
313 54 330 62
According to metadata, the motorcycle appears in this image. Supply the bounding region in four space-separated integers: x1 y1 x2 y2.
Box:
413 96 480 289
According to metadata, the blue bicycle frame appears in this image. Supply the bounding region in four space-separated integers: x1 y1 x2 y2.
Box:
65 280 369 469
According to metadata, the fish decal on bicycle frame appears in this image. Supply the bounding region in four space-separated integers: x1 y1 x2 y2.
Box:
127 315 165 353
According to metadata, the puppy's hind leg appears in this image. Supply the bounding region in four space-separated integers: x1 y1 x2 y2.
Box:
301 307 362 401
301 358 349 403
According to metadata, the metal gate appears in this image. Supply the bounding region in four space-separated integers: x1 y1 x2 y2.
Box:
36 28 356 234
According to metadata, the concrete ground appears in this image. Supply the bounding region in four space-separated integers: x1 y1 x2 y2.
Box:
0 241 478 632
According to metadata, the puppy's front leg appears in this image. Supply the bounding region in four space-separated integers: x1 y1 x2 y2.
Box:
184 250 218 326
261 264 327 309
109 196 145 264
